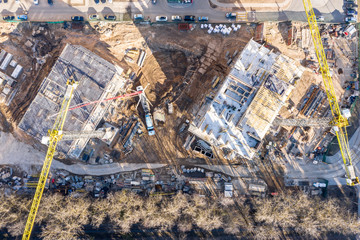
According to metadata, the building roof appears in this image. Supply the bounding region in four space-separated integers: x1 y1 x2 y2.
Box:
189 40 304 159
19 44 123 157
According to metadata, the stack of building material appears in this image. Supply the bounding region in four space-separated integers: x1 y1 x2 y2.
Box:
0 53 12 71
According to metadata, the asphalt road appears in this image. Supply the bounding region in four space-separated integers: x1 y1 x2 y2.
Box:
257 0 345 23
0 0 347 22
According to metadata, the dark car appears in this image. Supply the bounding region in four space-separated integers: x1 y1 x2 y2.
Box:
3 16 15 21
17 15 28 21
225 12 237 19
104 15 116 20
345 3 357 9
71 16 84 21
347 9 357 15
184 15 195 21
94 0 99 4
48 0 53 5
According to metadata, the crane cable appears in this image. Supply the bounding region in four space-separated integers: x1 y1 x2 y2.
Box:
50 90 142 118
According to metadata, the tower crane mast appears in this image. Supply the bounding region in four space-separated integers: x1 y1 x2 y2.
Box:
22 77 143 239
22 77 78 240
302 0 359 185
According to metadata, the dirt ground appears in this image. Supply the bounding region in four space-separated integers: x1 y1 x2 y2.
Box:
0 21 254 167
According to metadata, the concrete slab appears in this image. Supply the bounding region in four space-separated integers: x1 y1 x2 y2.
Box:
18 44 123 158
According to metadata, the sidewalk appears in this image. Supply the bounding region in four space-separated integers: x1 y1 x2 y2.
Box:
52 161 166 176
209 0 293 11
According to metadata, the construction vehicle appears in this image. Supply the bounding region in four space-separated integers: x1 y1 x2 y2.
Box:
302 0 359 185
136 86 155 136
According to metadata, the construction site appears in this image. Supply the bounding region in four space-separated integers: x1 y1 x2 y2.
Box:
0 1 360 238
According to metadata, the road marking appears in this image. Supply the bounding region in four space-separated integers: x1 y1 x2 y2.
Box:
236 12 247 22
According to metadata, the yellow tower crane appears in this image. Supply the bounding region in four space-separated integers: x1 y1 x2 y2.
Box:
302 0 359 185
22 77 78 240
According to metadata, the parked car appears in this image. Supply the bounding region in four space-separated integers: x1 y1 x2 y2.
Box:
152 0 157 3
17 15 28 21
2 16 15 21
108 0 112 3
184 15 195 21
134 14 144 20
156 16 168 22
198 16 208 21
225 12 237 19
94 0 99 4
34 0 39 5
345 16 357 23
89 14 100 20
71 16 84 21
171 15 182 21
347 9 357 15
104 15 116 20
48 0 53 5
345 3 357 9
316 15 324 22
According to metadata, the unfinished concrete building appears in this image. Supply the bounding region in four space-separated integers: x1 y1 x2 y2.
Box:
189 39 305 159
19 44 126 158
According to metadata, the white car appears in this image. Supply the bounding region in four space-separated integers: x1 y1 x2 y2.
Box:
316 16 324 22
171 15 182 21
34 0 39 4
89 14 100 20
156 16 168 22
345 16 356 23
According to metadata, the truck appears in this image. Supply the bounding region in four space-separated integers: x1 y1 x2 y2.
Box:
346 165 358 185
145 114 155 135
136 86 155 136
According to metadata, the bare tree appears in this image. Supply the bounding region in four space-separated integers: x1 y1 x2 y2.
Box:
0 195 30 237
39 196 90 240
107 191 144 233
89 198 111 228
255 193 298 229
36 193 64 224
253 225 281 240
185 195 223 232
